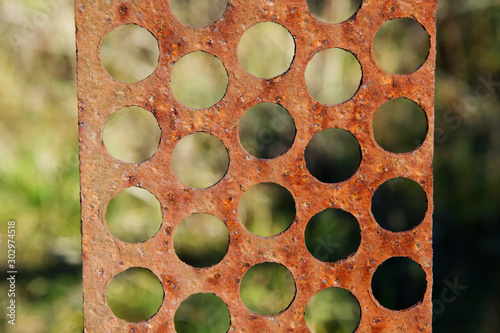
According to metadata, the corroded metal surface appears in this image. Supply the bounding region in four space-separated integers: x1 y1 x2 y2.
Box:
77 0 436 331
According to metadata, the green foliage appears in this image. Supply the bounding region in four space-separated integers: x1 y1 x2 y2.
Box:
173 214 229 268
240 263 296 315
305 208 361 262
106 268 164 323
174 293 230 333
305 288 361 333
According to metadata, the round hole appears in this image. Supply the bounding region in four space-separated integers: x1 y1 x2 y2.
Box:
371 257 427 310
100 24 159 83
172 132 229 188
240 262 296 315
170 0 227 28
106 267 164 322
305 208 361 262
306 0 362 24
305 129 361 183
174 214 229 268
238 22 295 79
239 103 296 159
103 106 161 164
305 48 362 105
238 183 296 237
174 293 230 333
171 51 229 109
374 18 430 74
305 287 361 333
105 187 162 243
372 98 428 153
371 177 427 232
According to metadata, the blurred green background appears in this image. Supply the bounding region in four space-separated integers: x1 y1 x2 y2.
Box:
0 0 499 332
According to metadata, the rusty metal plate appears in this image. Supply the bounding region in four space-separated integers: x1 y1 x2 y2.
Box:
77 0 436 331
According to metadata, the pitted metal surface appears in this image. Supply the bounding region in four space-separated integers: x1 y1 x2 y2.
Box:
77 0 436 331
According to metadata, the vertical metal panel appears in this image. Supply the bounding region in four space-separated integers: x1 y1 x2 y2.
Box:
77 0 436 331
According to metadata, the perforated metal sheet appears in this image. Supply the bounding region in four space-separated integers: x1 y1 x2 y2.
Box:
77 0 436 331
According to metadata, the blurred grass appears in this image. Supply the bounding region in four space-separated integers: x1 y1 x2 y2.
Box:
169 0 227 28
170 51 229 110
304 287 361 333
0 0 499 332
0 0 81 332
239 103 296 159
238 21 295 79
106 267 164 323
239 262 296 315
174 293 230 333
171 132 229 188
372 98 428 153
103 106 162 163
306 0 362 24
101 24 159 83
373 18 430 74
305 48 362 105
105 187 163 243
238 183 296 237
173 214 229 268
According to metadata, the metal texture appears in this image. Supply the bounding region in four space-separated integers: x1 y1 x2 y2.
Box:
77 0 436 331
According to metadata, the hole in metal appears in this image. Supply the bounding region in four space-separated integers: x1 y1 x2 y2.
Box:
305 48 362 105
103 106 161 164
106 267 164 322
172 132 229 188
238 183 296 237
171 51 229 109
239 103 296 159
100 24 159 83
305 287 361 333
371 257 427 310
305 128 361 183
174 213 229 268
371 177 427 232
374 18 430 74
306 0 362 24
174 293 230 332
305 208 361 262
373 98 428 153
105 187 162 243
240 262 296 315
238 22 295 79
170 0 228 27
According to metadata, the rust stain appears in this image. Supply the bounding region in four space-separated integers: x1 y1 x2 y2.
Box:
77 0 436 332
118 3 129 16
